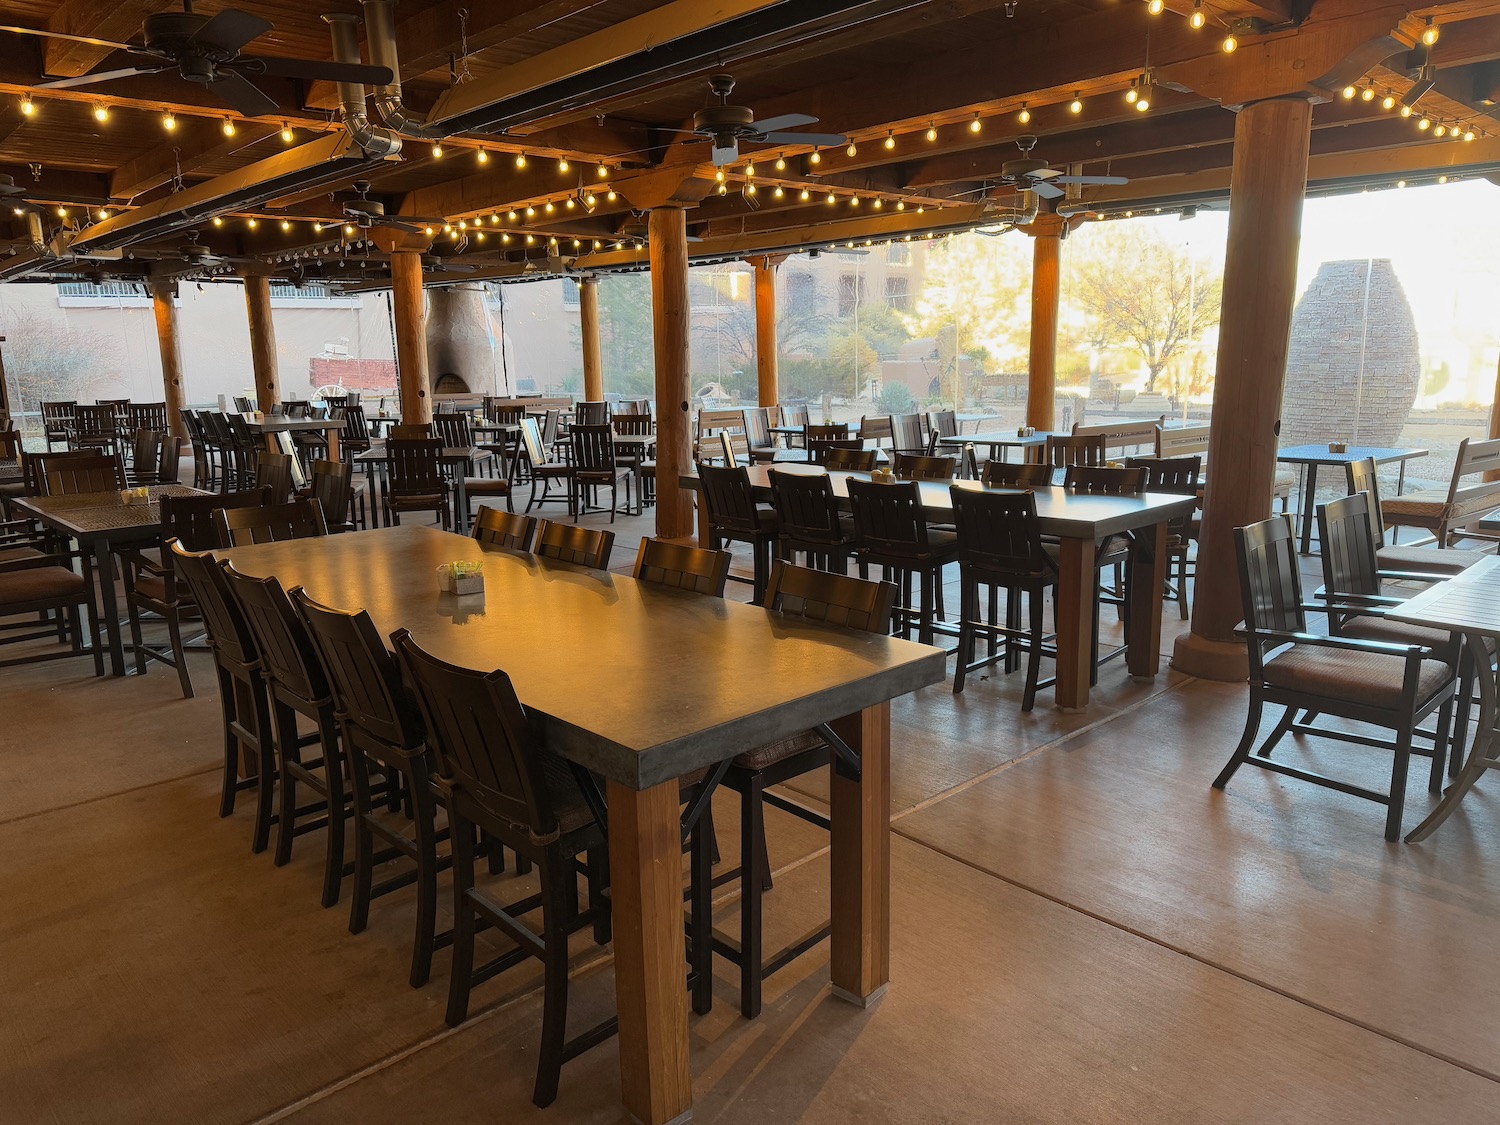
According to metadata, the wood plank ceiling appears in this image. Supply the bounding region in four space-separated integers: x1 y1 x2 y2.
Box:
0 0 1495 287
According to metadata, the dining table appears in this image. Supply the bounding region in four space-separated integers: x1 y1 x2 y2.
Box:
682 463 1197 710
1386 554 1500 842
1276 443 1428 555
12 483 205 676
937 430 1059 467
244 414 346 462
215 523 946 1125
354 445 498 534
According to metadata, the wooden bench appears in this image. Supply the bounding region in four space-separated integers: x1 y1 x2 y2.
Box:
1383 436 1500 546
1154 423 1293 512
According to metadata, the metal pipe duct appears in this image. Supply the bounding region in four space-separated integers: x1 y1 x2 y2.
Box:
322 14 403 157
984 189 1039 227
25 211 45 252
360 0 445 140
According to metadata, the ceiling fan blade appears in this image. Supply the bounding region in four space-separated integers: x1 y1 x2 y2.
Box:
1048 175 1130 186
383 219 425 235
35 65 167 90
0 24 134 50
747 113 817 133
1030 180 1066 200
1029 168 1065 180
210 69 279 117
243 55 393 86
755 131 846 147
191 9 273 54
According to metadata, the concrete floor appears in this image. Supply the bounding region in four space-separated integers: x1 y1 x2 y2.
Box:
2 501 1498 1123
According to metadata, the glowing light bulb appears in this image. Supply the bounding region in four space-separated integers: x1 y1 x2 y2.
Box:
1400 104 1413 118
281 123 294 143
715 168 726 182
850 195 860 206
1126 83 1138 105
1422 18 1439 46
507 210 518 221
55 206 67 218
1465 129 1476 142
926 122 938 141
212 216 223 227
19 95 34 117
431 143 444 158
745 182 757 195
525 234 535 245
223 117 238 136
896 200 905 210
1221 34 1237 53
809 148 821 164
826 192 836 204
1419 116 1431 130
544 201 554 213
1136 96 1150 112
773 185 784 198
425 226 434 236
872 197 882 209
800 188 810 201
1069 94 1082 114
717 182 728 196
1190 1 1205 28
1342 85 1356 99
1382 94 1396 110
565 197 575 209
525 206 536 217
846 141 857 156
1435 123 1448 136
745 161 755 177
1396 180 1406 188
477 148 489 163
163 112 177 132
775 156 787 171
558 158 569 172
1147 0 1164 13
281 219 291 231
1361 84 1375 102
884 131 895 150
969 112 982 133
515 151 526 168
93 103 109 122
606 190 616 201
97 208 109 220
597 163 608 177
1018 103 1030 124
585 193 597 206
247 218 258 230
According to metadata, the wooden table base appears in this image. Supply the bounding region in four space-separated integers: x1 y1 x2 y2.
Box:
829 702 892 1005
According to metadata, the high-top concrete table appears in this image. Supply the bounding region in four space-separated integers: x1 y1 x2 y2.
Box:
215 524 945 1125
1276 443 1428 555
244 414 345 462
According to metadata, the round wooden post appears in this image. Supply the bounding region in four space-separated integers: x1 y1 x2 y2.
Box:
149 280 189 441
1174 96 1314 681
1024 212 1064 431
242 275 279 411
649 206 694 540
579 276 604 402
754 256 780 407
390 250 431 424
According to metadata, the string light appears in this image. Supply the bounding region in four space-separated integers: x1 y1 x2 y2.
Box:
501 232 511 243
1465 128 1477 141
1400 104 1413 118
212 217 223 227
1018 102 1030 124
55 206 67 218
93 103 109 122
1147 0 1164 13
1418 115 1431 130
1069 93 1082 114
431 142 443 158
19 95 34 117
1434 123 1447 137
425 226 434 236
281 219 291 231
1126 80 1138 105
872 197 882 208
525 206 536 217
715 168 726 182
585 192 597 206
745 161 755 177
896 200 905 210
1438 174 1448 183
526 234 535 245
809 147 821 164
846 141 858 156
606 189 617 201
443 223 453 232
969 112 982 133
515 151 526 168
1190 0 1205 28
223 117 238 136
1361 83 1375 102
458 219 468 229
850 195 860 206
826 191 836 204
477 147 489 163
97 208 109 220
1382 93 1396 110
565 197 576 209
247 218 258 230
745 182 757 195
717 182 729 196
773 185 784 198
491 213 501 224
884 130 896 150
926 121 938 141
544 201 555 213
1422 17 1439 45
800 188 811 201
507 210 518 221
775 155 787 171
281 123 294 143
1221 33 1237 52
1342 84 1356 99
558 158 569 172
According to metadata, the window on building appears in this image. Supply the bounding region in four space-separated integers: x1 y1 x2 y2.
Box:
885 276 910 312
561 278 581 306
785 271 815 317
837 273 865 317
889 242 912 265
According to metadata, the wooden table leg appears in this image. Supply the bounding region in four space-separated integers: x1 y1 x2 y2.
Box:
93 537 126 676
1054 537 1095 710
325 426 341 464
606 779 693 1125
828 700 891 1005
1126 520 1169 681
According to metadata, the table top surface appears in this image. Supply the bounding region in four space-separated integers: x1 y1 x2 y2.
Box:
1387 555 1500 637
244 416 345 433
937 431 1058 448
14 484 205 539
355 445 494 464
1276 444 1429 465
685 463 1197 539
0 460 20 484
216 525 945 788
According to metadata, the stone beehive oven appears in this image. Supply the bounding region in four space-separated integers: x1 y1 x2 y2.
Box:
1281 259 1420 446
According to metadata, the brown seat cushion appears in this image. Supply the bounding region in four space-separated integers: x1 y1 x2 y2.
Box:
733 728 827 771
1376 544 1482 576
1263 643 1450 706
1383 489 1448 521
133 572 192 604
0 565 87 608
1340 616 1456 655
462 477 511 495
0 546 45 565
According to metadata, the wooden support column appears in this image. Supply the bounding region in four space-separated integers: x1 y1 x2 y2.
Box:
649 206 694 540
1174 96 1314 682
1487 351 1500 482
752 255 784 408
579 275 604 402
149 280 189 441
242 275 279 411
1021 212 1065 431
390 250 431 424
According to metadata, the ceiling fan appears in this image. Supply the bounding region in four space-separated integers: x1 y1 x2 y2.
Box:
422 253 478 274
689 74 846 167
3 1 392 118
999 135 1129 199
171 229 261 268
342 181 429 235
615 210 703 246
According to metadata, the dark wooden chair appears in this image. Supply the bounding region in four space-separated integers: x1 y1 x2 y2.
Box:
741 408 785 464
570 424 629 520
925 409 958 455
1346 456 1479 577
41 452 125 495
472 506 537 551
613 414 655 508
575 400 610 426
125 488 269 697
153 435 184 486
846 477 955 644
1211 515 1457 842
0 522 101 673
70 403 120 458
949 486 1059 709
890 413 926 457
633 537 731 595
255 451 295 504
521 417 573 515
534 521 614 569
1063 464 1145 681
221 562 350 905
1043 433 1106 477
894 453 957 481
222 412 260 491
386 438 450 528
433 414 472 448
125 429 162 485
126 401 168 436
805 422 850 464
983 460 1052 489
303 459 357 532
295 590 452 989
768 467 855 574
217 498 328 546
859 415 893 450
1127 455 1202 619
170 539 276 851
697 462 777 603
392 630 613 1108
699 560 897 1018
821 444 878 471
335 405 373 459
40 400 75 451
389 422 433 439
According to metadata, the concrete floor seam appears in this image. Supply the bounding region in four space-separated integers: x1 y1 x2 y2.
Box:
0 763 221 828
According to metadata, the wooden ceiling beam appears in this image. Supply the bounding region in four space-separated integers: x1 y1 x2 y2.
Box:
42 1 175 79
109 118 281 201
0 163 111 204
391 1 617 83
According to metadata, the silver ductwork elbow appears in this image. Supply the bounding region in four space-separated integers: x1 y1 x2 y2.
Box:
26 211 46 252
983 189 1040 227
361 0 447 140
323 14 403 158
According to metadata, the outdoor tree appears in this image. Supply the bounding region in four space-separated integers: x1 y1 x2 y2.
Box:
592 272 656 396
1069 223 1223 393
688 263 832 399
1 308 122 425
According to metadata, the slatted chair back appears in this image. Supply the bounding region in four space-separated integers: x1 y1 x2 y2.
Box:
821 444 877 471
44 453 123 495
982 460 1052 489
742 408 774 453
1063 464 1147 494
255 451 295 503
769 468 844 546
539 409 562 449
471 506 537 551
891 413 925 455
806 422 848 442
1236 515 1306 647
393 629 560 840
388 438 447 496
434 414 473 448
221 562 329 702
493 404 527 425
295 591 421 750
570 423 617 474
1345 457 1387 547
233 396 255 413
697 408 745 436
308 460 354 530
40 400 76 439
698 462 762 535
894 453 957 481
1126 455 1201 542
390 423 433 439
785 404 810 429
633 537 731 596
1317 491 1384 600
847 477 932 557
615 399 651 416
130 428 162 474
1156 423 1210 459
0 426 19 462
1438 437 1500 532
223 411 257 452
520 417 555 469
336 405 372 452
859 415 894 447
614 414 653 438
161 489 269 553
200 410 232 448
322 394 349 410
950 485 1056 579
217 498 328 547
926 410 958 454
283 401 314 418
23 450 88 495
1072 417 1163 459
155 435 184 486
72 403 119 445
126 402 168 434
169 538 258 667
764 560 896 633
1044 433 1106 470
534 520 614 569
575 400 610 426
